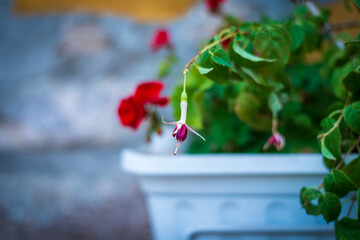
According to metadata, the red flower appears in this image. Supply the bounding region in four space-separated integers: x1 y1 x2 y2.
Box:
150 28 171 52
117 81 169 130
205 0 227 13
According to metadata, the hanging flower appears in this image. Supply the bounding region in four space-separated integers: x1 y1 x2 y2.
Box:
162 91 205 155
117 81 169 130
263 132 285 151
150 28 171 52
205 0 227 14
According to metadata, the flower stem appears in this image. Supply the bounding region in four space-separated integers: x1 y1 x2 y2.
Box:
182 31 237 74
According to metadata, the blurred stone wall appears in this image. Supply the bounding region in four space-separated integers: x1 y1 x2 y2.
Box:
0 0 296 151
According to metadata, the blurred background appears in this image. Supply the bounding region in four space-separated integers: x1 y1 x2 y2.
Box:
0 0 357 239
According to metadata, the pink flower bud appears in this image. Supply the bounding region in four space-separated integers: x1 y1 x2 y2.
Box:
263 132 285 151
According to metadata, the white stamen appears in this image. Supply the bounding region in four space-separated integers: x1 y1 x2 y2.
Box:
174 140 181 155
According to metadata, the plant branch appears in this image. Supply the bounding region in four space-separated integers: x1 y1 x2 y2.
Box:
182 31 237 74
336 136 360 170
347 192 357 217
317 98 349 139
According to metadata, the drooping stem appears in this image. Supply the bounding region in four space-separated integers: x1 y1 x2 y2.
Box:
180 30 238 99
272 118 278 134
182 31 237 74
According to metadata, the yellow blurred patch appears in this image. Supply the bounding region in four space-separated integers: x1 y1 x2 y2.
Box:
14 0 200 22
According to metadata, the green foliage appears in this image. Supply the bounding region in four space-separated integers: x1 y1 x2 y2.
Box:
323 169 357 198
318 193 341 223
344 102 360 133
335 217 360 240
342 71 360 95
319 118 342 161
253 24 291 69
342 156 360 188
230 38 276 68
299 187 321 216
198 50 230 85
165 4 360 238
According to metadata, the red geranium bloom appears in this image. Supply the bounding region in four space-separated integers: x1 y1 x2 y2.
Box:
118 81 169 130
150 28 171 52
205 0 227 13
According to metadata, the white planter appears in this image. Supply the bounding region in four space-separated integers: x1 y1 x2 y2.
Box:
121 150 356 240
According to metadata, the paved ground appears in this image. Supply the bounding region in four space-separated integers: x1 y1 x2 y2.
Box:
0 148 151 240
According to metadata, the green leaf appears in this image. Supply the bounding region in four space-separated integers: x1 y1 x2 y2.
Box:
299 187 321 216
335 217 360 240
209 48 232 68
234 90 271 132
302 187 322 201
342 71 360 94
195 64 213 74
343 156 360 188
352 0 360 9
321 138 336 160
239 67 267 86
289 22 305 51
268 92 282 117
344 102 360 133
230 39 276 68
319 118 342 161
318 192 341 223
253 24 291 69
299 19 319 52
324 169 357 198
198 51 230 85
331 63 353 100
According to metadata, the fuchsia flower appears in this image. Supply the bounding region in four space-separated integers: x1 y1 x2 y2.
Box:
117 81 169 130
205 0 227 14
162 92 205 155
150 28 171 52
263 132 285 151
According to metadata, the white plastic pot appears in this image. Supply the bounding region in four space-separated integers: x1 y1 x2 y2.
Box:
121 150 356 240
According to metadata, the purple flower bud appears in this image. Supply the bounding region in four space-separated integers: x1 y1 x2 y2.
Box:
173 124 188 142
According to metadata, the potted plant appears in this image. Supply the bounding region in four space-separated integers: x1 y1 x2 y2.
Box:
119 1 360 239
